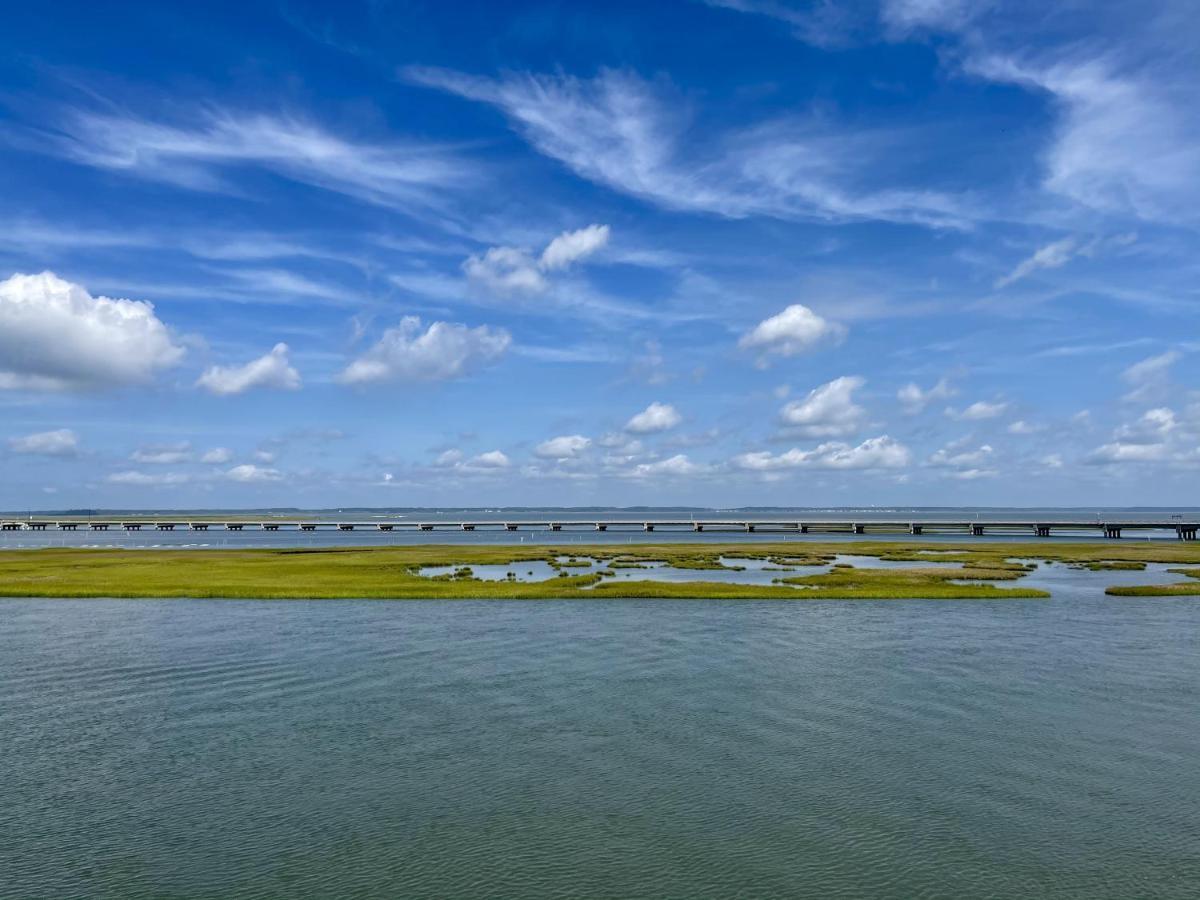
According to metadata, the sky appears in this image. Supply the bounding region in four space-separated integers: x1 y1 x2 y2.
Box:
1 0 1197 509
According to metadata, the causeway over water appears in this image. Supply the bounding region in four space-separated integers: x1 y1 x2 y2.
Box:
3 507 1199 540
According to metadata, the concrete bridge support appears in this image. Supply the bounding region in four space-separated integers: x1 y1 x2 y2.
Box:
261 524 280 531
595 523 607 531
643 523 655 532
59 523 78 530
909 524 923 535
1034 525 1051 537
91 523 109 531
226 524 244 531
419 524 434 531
1178 525 1198 541
1104 525 1122 539
852 524 865 534
190 523 209 531
971 525 986 536
300 524 317 531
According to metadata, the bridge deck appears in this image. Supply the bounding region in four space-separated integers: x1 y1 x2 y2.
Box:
1 518 1197 538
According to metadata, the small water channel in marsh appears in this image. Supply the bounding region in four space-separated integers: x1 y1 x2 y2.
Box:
420 554 970 589
418 554 1192 594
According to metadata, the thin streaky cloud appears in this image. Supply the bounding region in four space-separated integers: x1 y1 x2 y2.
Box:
403 66 975 228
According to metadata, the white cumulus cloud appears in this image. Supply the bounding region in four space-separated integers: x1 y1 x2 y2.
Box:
463 247 548 294
196 343 301 396
433 448 511 471
947 400 1009 421
8 428 80 457
131 442 192 464
1007 420 1040 435
535 434 592 460
779 376 867 437
1114 407 1177 443
897 377 955 414
0 272 184 391
107 470 191 486
625 402 683 434
733 435 910 471
338 316 511 385
226 464 283 482
539 224 610 270
739 304 845 365
629 454 709 477
1087 442 1168 464
201 447 233 464
929 442 995 468
469 450 511 468
464 224 610 295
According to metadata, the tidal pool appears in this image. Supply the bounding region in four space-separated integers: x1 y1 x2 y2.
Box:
419 553 971 588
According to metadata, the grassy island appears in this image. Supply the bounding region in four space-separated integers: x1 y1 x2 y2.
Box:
1 540 1200 600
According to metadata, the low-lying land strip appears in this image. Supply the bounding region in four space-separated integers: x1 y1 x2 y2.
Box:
1 541 1199 599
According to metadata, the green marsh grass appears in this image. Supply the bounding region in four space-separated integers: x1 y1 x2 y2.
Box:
1 540 1199 600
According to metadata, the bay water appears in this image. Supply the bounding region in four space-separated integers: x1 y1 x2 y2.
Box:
3 580 1198 897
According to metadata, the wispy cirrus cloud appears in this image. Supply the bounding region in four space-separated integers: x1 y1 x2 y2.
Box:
720 0 1200 225
404 66 972 227
966 51 1200 224
1121 350 1180 404
41 105 473 209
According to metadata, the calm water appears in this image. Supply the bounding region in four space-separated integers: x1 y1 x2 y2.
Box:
3 587 1199 898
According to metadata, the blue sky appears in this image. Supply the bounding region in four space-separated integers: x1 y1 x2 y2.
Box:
1 0 1197 508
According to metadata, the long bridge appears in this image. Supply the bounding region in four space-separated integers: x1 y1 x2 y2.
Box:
0 518 1196 539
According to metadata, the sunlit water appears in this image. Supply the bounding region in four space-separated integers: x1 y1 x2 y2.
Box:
3 578 1199 898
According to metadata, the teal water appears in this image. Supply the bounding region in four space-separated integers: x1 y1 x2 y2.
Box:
3 590 1198 898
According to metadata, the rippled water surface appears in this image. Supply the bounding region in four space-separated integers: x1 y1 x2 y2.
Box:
4 591 1199 898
